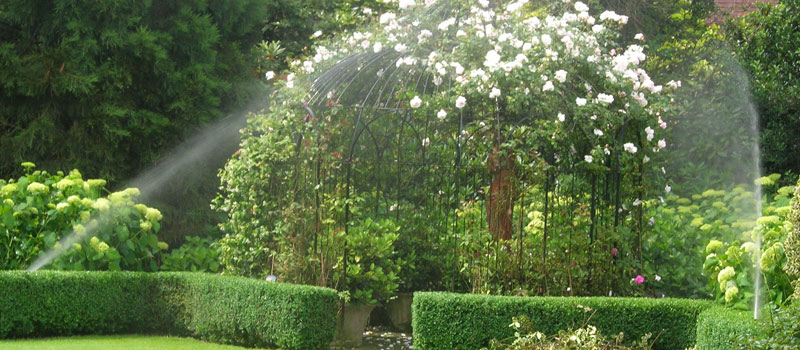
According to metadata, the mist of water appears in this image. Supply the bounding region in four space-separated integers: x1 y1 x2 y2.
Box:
748 100 764 320
26 107 255 271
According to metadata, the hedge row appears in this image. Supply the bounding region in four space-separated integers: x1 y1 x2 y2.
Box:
695 307 757 350
411 292 717 350
0 271 338 350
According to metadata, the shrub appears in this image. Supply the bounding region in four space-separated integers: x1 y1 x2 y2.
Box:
695 307 757 350
0 271 338 350
336 217 401 305
411 292 714 350
160 237 221 273
0 163 167 271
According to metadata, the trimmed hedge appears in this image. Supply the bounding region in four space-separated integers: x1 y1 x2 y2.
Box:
695 307 757 350
412 292 716 350
0 271 338 350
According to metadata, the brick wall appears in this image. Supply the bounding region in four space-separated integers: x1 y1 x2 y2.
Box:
710 0 776 23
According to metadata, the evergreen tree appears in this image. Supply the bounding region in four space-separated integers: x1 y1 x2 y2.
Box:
0 0 268 182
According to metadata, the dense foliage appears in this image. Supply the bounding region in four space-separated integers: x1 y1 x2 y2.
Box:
411 291 714 350
0 163 168 271
727 0 800 175
0 271 339 350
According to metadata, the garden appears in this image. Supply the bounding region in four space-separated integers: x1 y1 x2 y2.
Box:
1 0 799 349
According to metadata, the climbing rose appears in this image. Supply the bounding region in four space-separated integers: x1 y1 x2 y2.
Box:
410 96 422 108
554 69 567 83
597 93 613 104
455 96 466 109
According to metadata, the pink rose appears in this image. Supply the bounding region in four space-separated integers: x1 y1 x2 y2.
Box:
634 275 645 284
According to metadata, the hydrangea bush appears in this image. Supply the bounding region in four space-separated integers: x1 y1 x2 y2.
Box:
216 0 679 298
700 177 795 308
0 163 168 271
640 173 796 307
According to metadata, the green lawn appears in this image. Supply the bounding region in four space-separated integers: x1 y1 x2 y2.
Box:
0 335 276 350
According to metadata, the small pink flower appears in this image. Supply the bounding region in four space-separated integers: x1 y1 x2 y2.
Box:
634 275 645 284
611 247 618 257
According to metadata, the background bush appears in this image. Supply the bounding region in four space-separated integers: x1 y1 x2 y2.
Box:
0 271 338 350
411 292 715 350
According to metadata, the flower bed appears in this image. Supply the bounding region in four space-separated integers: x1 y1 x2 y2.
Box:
0 271 338 350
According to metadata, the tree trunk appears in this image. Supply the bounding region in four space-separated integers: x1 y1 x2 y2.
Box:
486 148 515 241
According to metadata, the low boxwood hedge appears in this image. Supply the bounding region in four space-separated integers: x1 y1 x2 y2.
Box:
412 292 716 350
695 307 757 350
0 271 338 350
